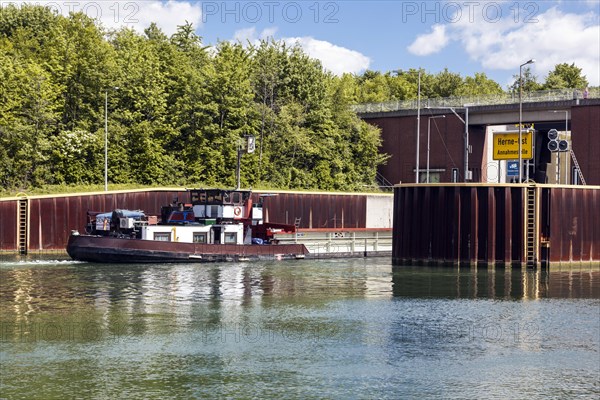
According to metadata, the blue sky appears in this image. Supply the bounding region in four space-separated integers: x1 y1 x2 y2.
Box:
18 1 600 87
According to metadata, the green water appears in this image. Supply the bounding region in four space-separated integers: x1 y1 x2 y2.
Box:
0 256 598 399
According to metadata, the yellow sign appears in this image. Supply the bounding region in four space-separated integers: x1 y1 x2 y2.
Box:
492 131 533 160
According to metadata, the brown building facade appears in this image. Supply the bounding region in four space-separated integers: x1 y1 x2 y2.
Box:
362 99 600 186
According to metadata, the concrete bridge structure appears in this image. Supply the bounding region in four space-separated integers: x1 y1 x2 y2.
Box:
355 89 600 186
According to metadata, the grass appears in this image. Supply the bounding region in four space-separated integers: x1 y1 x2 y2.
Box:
0 183 176 198
1 182 388 199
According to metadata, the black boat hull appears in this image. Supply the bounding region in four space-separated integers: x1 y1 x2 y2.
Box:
67 234 309 263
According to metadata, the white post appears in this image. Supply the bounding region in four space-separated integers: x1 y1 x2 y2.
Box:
519 59 535 182
464 107 469 181
415 70 421 183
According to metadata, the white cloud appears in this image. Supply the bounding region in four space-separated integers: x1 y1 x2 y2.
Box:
407 6 600 85
11 1 203 36
231 28 371 75
115 1 203 36
407 25 449 56
283 36 371 75
233 27 278 44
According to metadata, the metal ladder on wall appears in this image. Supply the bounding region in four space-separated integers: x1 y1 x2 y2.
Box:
525 186 537 268
18 198 28 255
570 150 586 185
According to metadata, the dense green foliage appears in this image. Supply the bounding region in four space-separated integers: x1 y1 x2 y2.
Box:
348 68 505 103
0 5 386 192
1 6 591 194
509 63 590 93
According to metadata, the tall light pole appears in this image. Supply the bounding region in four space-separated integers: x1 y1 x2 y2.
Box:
415 70 422 183
425 106 468 181
551 110 568 184
519 59 535 182
104 87 118 191
427 115 445 183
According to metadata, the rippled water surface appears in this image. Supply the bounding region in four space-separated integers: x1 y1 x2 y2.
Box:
1 256 599 399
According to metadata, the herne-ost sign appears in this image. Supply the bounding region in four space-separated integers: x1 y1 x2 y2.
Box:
492 131 533 160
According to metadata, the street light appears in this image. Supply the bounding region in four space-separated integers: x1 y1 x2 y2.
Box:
519 59 535 182
425 106 469 182
104 87 119 191
427 115 446 183
551 110 569 184
415 70 422 183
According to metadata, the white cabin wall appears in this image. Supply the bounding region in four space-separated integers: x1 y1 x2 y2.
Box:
365 195 393 228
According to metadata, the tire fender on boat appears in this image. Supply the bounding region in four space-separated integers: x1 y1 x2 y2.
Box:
234 207 242 217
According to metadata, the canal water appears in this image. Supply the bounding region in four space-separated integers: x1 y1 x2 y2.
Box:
1 256 598 399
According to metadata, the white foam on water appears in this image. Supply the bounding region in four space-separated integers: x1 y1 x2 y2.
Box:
0 258 85 268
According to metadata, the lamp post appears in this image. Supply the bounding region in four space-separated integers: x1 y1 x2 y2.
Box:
551 110 568 184
415 70 421 183
104 87 118 191
519 59 535 182
425 106 468 181
427 115 446 183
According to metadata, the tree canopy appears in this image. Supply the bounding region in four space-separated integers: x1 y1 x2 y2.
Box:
0 5 386 192
0 5 592 193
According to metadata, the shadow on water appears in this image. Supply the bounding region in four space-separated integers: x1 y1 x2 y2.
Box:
391 265 600 300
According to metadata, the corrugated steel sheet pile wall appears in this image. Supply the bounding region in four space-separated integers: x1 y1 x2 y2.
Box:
546 187 600 264
0 201 18 251
260 192 366 229
0 190 189 252
392 184 600 267
0 189 386 253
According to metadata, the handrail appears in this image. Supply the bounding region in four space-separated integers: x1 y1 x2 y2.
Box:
352 87 599 114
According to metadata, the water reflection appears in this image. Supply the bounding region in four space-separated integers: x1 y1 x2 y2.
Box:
1 258 597 343
0 257 598 399
391 266 599 300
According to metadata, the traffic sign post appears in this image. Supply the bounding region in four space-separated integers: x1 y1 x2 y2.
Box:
507 160 519 177
493 130 533 161
547 129 570 184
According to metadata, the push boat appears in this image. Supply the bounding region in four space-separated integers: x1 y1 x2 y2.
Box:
66 188 309 263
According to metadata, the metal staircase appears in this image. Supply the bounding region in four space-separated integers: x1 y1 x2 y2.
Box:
18 198 28 255
570 150 586 185
525 186 537 268
376 171 394 191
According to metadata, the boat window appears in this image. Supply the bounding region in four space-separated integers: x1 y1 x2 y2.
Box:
232 192 241 204
190 192 199 203
193 232 207 244
154 232 171 241
223 192 231 204
224 232 237 244
199 192 206 202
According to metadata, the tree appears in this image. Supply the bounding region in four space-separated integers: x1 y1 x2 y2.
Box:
0 5 390 192
459 72 503 96
431 68 463 98
0 43 58 188
164 23 213 184
250 40 288 183
543 63 588 90
509 67 541 93
204 41 256 187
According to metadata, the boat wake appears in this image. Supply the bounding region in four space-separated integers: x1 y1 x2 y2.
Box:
0 259 85 268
